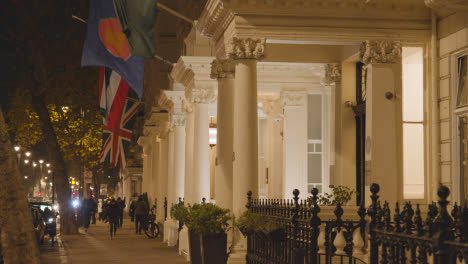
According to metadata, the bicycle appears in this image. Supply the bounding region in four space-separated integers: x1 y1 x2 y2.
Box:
143 205 159 239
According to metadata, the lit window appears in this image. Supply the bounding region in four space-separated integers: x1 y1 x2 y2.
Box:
402 47 425 199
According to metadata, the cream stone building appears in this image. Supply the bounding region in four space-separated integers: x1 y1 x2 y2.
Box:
135 0 468 262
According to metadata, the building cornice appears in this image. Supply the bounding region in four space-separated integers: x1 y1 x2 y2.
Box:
170 56 218 103
197 0 235 41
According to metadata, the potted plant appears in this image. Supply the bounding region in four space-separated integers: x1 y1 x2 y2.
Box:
307 185 356 206
182 203 231 264
235 211 285 241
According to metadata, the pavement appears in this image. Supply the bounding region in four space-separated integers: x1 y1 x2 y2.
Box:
40 218 189 264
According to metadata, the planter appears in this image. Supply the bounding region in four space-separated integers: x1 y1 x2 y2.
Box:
266 228 285 241
189 230 228 264
189 230 202 264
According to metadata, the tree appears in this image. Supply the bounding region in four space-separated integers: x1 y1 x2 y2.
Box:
1 0 98 234
0 108 41 264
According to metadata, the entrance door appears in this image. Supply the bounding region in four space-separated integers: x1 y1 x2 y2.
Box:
353 62 366 206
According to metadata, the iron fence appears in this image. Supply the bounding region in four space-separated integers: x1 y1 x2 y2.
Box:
246 184 468 264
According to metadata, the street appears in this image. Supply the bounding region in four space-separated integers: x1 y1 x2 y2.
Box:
40 218 188 264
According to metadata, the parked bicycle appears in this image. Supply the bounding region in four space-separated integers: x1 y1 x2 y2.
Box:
143 205 159 239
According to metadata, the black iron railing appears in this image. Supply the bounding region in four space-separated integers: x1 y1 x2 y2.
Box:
246 189 367 264
246 184 468 264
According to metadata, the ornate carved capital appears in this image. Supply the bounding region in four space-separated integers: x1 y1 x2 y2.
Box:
322 63 342 85
137 136 152 156
227 38 266 60
359 40 402 64
171 112 186 127
192 89 217 104
210 59 235 79
280 90 307 106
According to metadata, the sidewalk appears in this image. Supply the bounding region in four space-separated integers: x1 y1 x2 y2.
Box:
40 218 189 264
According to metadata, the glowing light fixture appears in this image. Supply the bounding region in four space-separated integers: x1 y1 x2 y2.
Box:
24 160 29 164
39 160 44 164
25 152 31 157
14 146 20 152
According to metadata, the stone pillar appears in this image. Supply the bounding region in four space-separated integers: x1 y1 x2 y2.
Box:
161 91 187 247
281 90 308 198
210 59 235 211
150 137 160 207
360 40 402 205
156 133 169 226
191 89 217 203
322 64 341 191
137 136 152 196
163 129 174 244
227 37 265 263
184 104 195 204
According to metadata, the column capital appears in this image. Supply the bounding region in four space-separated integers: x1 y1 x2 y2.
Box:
280 90 307 106
226 37 266 60
210 59 235 79
259 96 282 119
160 90 186 110
359 40 402 65
170 112 186 127
322 63 342 86
137 136 153 156
192 88 217 104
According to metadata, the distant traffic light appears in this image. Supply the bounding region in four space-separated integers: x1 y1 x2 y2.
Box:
72 192 76 195
37 192 41 197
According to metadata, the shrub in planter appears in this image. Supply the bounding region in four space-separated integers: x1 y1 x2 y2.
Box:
235 211 285 241
184 203 231 264
307 185 356 206
170 203 188 223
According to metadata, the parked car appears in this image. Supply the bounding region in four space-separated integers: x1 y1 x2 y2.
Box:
30 201 57 245
30 206 45 245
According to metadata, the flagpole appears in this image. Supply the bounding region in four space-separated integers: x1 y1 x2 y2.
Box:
156 3 194 25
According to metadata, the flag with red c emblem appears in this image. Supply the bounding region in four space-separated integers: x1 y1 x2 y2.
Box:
81 0 144 99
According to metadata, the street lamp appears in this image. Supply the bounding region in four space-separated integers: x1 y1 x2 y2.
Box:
25 152 31 157
14 146 20 152
39 160 44 164
24 159 29 164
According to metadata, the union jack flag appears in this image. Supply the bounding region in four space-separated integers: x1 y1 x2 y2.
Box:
100 98 140 170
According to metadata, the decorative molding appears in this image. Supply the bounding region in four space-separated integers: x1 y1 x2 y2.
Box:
171 112 186 127
210 59 235 79
170 56 218 102
359 40 402 64
226 38 266 60
424 0 468 11
192 88 217 104
322 63 342 86
196 0 235 41
258 94 282 118
137 136 152 156
280 90 307 106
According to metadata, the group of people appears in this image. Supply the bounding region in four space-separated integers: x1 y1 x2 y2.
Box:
81 196 126 239
81 195 150 239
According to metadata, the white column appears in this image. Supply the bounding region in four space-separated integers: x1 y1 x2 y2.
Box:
137 136 152 196
163 129 174 244
156 135 169 225
184 108 195 204
150 138 160 207
228 37 265 264
360 40 402 205
211 59 235 211
281 90 308 199
161 90 187 247
192 90 216 203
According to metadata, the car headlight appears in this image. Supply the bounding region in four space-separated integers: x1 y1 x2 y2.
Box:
48 218 54 223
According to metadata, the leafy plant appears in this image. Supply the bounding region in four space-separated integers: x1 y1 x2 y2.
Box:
171 203 189 223
308 185 356 206
234 211 283 236
184 203 231 234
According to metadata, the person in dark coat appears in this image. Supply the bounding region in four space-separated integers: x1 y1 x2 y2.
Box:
129 199 136 222
117 197 125 227
107 198 120 239
83 197 96 232
134 195 148 234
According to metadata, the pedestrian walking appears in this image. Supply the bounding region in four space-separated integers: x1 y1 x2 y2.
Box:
83 197 96 232
134 195 148 234
117 197 125 227
107 198 120 239
129 199 136 222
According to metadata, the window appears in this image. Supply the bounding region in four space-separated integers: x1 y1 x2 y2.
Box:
456 55 468 204
402 47 425 200
307 94 323 193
